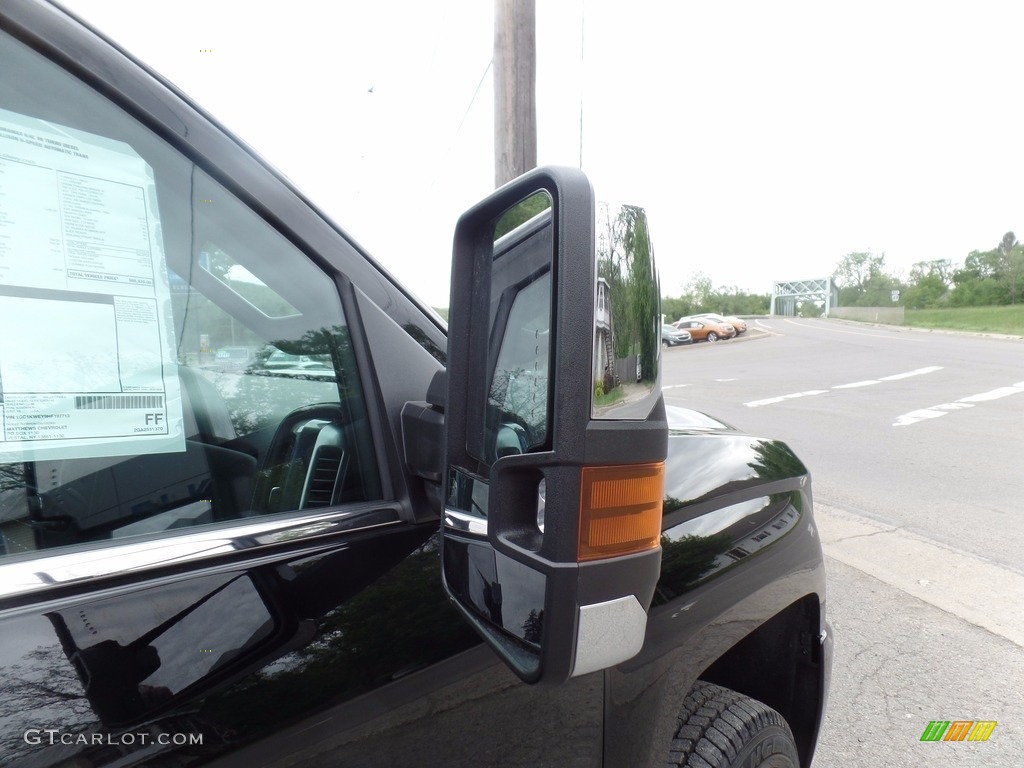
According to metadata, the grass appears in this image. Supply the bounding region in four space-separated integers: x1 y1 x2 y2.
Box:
593 387 625 408
903 305 1024 335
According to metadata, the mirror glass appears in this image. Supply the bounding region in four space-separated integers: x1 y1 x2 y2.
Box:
592 202 661 419
484 192 554 466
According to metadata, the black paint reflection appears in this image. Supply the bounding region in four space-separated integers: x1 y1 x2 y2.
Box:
443 536 546 648
654 430 809 606
197 532 480 744
46 573 277 727
662 435 807 514
655 495 803 605
0 529 481 766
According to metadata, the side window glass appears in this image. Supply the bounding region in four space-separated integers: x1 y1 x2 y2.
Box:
0 31 379 560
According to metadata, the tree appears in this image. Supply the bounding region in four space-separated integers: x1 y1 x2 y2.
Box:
662 282 770 322
997 232 1024 303
947 234 1024 306
596 203 628 357
858 271 904 307
1006 244 1024 303
959 249 1001 281
903 260 952 308
682 273 714 310
494 192 550 239
706 287 770 315
833 252 903 307
621 205 659 383
950 249 1006 306
998 231 1017 260
661 294 692 322
833 252 885 292
595 203 660 384
909 259 954 286
797 300 824 317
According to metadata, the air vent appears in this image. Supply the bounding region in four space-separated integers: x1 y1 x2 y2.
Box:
303 446 342 508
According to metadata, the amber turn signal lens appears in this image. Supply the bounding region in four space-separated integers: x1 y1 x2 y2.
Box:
578 462 665 562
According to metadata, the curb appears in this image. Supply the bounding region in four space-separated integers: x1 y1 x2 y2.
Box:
728 327 774 343
820 316 1024 342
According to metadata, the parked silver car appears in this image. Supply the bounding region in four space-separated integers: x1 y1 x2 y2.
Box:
662 324 693 346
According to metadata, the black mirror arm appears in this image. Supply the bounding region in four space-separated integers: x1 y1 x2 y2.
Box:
401 369 447 518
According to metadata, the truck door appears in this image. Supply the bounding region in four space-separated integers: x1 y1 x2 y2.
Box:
0 4 602 765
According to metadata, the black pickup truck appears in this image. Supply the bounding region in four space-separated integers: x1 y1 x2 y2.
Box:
0 2 830 766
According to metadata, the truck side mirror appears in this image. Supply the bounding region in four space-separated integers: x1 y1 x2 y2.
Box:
443 167 667 683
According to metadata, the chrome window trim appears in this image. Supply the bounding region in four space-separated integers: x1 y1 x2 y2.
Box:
0 504 402 602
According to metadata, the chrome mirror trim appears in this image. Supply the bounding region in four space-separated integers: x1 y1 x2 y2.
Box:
572 594 648 677
443 507 488 537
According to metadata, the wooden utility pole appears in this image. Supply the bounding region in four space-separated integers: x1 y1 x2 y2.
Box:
494 0 537 188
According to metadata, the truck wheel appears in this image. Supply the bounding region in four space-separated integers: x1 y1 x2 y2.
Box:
668 681 800 768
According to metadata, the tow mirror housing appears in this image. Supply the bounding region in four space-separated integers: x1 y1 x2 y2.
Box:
443 166 667 683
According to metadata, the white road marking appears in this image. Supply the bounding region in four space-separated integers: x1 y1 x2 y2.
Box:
892 403 973 426
755 320 774 329
893 382 1024 426
959 386 1024 403
832 380 881 389
745 366 943 408
715 378 737 382
662 384 689 390
879 366 943 380
745 390 828 407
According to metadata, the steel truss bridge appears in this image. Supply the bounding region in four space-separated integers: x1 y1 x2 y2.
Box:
769 278 838 316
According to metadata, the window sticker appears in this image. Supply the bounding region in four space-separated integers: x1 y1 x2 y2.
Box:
0 108 184 461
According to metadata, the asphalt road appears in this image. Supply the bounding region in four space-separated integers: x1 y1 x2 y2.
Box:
660 318 1024 767
661 318 1024 567
816 558 1023 768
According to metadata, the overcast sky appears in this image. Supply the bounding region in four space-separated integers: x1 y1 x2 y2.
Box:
60 0 1024 306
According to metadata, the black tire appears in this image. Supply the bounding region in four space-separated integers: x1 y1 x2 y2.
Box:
668 682 800 768
707 332 719 342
